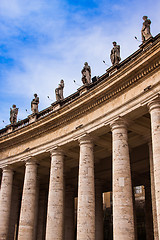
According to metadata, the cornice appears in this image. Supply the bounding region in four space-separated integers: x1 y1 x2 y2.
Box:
0 39 160 149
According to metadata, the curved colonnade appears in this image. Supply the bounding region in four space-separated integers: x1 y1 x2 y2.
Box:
0 35 160 240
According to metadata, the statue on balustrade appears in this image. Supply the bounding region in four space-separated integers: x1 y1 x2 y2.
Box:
55 79 64 101
31 93 39 114
141 16 152 42
110 42 121 66
10 104 18 124
81 62 91 84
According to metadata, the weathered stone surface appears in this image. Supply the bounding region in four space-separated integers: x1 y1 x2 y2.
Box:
149 142 159 240
18 159 38 240
111 118 135 240
46 148 64 240
0 167 13 240
148 98 160 239
77 135 95 240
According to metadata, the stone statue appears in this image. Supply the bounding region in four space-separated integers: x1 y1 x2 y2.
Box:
10 104 18 124
55 79 64 101
31 93 39 114
110 42 121 66
141 16 152 42
81 62 91 84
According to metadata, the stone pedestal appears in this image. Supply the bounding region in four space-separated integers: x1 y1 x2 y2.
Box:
110 118 135 240
148 98 160 238
46 148 64 240
64 186 75 240
149 142 158 240
28 113 37 123
18 159 38 240
77 135 95 240
0 166 13 240
95 180 104 240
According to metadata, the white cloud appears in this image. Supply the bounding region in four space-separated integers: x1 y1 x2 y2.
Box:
0 0 160 128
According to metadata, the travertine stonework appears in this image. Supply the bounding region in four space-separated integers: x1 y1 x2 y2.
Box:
77 135 95 240
46 148 64 240
0 34 160 240
0 167 13 240
148 98 160 239
18 160 38 240
111 118 135 240
149 142 158 240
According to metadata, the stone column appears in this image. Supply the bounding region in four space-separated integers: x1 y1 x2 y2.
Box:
0 166 14 240
95 179 104 240
110 118 135 240
148 98 160 239
145 182 154 240
18 158 38 240
8 183 21 240
45 148 64 240
77 134 95 240
149 142 159 240
64 186 75 240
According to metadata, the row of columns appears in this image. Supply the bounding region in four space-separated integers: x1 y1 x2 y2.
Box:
0 98 159 239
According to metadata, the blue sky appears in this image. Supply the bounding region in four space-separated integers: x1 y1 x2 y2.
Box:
0 0 160 128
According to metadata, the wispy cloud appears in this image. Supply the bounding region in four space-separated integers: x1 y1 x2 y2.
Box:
0 0 160 128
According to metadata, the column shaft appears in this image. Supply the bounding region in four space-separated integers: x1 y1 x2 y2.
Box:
77 135 95 240
149 142 158 240
46 149 64 240
8 184 21 240
0 167 13 240
111 119 135 240
18 160 38 240
148 99 160 239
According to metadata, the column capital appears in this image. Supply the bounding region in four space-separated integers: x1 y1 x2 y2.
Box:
78 133 93 145
50 146 64 156
148 97 160 112
110 116 128 131
2 165 14 174
24 156 38 166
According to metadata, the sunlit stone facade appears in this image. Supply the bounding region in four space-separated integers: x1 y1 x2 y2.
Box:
0 34 160 240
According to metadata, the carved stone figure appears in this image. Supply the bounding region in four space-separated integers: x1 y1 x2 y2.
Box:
31 93 39 114
110 42 121 66
141 16 152 42
81 62 91 84
55 80 64 101
10 104 18 124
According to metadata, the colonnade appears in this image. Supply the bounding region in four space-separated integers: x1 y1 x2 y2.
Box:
0 98 159 239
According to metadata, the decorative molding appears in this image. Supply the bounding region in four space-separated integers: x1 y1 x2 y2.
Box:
0 58 160 150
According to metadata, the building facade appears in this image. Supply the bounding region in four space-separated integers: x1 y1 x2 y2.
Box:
0 34 160 240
